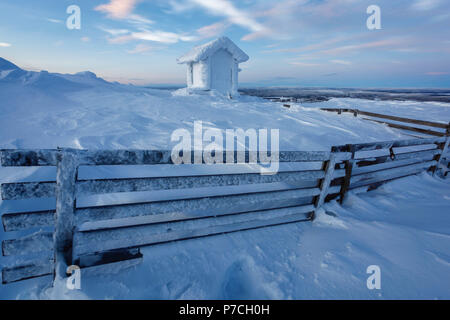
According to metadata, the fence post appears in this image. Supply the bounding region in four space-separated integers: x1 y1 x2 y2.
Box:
311 154 336 220
54 148 78 282
433 135 450 176
335 144 355 204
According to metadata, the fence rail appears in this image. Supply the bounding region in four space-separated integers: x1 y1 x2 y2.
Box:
321 108 450 137
329 136 448 203
1 135 448 285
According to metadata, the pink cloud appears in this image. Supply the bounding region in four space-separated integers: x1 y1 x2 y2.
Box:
320 39 402 55
197 21 230 39
426 72 449 75
95 0 141 19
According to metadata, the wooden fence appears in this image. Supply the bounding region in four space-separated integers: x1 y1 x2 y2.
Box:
321 108 450 138
329 136 449 203
1 136 448 285
0 149 351 284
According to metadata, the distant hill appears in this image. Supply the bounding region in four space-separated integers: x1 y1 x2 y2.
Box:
0 57 123 113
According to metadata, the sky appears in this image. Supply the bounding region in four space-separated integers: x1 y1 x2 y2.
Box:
0 0 449 88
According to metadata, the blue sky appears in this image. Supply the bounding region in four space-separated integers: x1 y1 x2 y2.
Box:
0 0 449 87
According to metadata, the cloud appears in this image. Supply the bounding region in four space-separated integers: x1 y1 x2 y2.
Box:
426 71 449 75
81 37 91 42
320 39 402 55
0 42 11 47
127 44 157 54
263 35 358 54
323 72 339 77
127 14 154 26
197 21 230 39
189 0 266 32
330 59 351 65
95 0 153 26
131 30 197 43
165 0 196 13
107 29 197 44
242 31 272 41
99 27 130 36
47 18 63 24
411 0 442 11
97 1 194 45
289 61 320 67
107 35 134 44
95 0 141 19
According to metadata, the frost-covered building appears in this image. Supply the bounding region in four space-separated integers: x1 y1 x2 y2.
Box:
177 37 249 96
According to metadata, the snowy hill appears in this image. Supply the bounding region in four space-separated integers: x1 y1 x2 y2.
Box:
0 57 111 90
1 57 449 151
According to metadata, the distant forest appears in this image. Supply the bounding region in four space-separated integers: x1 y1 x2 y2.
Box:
239 87 450 103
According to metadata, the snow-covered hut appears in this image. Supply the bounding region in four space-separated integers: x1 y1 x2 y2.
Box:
177 37 249 96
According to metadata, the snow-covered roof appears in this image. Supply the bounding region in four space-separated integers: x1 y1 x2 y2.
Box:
177 37 249 64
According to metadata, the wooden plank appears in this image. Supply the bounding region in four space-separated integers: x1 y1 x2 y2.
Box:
1 149 352 167
2 209 55 232
54 149 78 278
356 110 449 129
2 232 53 256
76 170 325 196
2 259 53 284
354 148 441 168
0 149 342 167
75 187 320 225
350 161 436 189
0 149 58 167
332 137 446 152
1 181 55 201
362 118 445 137
73 205 314 256
321 108 448 129
352 153 437 176
80 150 335 165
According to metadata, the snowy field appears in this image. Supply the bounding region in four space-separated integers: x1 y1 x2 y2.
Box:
0 58 449 299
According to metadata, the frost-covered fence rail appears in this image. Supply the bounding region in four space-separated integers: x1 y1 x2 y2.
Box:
321 108 450 138
329 136 449 202
0 148 351 284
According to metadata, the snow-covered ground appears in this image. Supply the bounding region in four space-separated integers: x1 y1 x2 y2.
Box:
0 58 449 299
